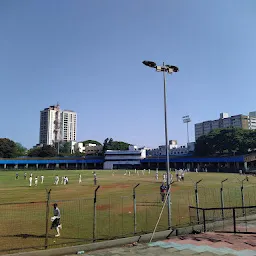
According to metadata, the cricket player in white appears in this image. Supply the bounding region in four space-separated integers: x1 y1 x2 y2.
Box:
41 175 44 184
54 175 59 185
34 176 38 186
79 174 82 184
29 176 33 187
181 171 185 181
64 176 68 185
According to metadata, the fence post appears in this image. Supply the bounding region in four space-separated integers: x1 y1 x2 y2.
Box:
93 185 100 242
220 187 224 220
133 183 140 235
189 206 192 226
203 209 206 233
241 184 245 217
44 189 51 249
195 179 202 224
220 178 228 220
240 177 248 217
233 208 236 233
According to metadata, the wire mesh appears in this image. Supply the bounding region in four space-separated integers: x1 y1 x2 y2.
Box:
48 198 93 248
2 183 256 253
0 201 46 252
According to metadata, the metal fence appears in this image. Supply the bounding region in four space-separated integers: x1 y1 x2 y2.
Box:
1 183 256 254
189 205 256 234
0 185 189 254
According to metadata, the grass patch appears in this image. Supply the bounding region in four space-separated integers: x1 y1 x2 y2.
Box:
0 169 256 254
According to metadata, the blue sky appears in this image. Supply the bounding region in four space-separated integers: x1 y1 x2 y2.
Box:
0 0 256 149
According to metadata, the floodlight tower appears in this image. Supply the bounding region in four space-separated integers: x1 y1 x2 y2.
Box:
142 60 179 230
182 115 191 145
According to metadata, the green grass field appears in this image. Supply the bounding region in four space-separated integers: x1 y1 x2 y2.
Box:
0 169 256 254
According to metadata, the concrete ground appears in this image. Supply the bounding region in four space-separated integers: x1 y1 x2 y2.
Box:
67 233 256 256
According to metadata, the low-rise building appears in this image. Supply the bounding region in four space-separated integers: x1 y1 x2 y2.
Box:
70 142 103 155
103 145 146 169
146 141 195 157
84 143 103 155
73 142 85 153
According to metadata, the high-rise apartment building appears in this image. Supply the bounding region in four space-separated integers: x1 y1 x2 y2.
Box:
39 105 77 145
195 112 256 140
61 110 77 142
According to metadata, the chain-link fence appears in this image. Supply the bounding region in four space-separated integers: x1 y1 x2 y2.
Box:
1 183 256 254
0 201 46 253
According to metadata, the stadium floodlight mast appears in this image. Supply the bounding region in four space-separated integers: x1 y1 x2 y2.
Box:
142 60 179 230
182 115 191 144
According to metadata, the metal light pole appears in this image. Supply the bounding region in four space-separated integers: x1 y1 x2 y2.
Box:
182 115 191 145
142 60 179 230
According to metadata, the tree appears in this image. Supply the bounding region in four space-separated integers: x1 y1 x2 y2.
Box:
103 138 130 152
28 145 57 157
14 143 27 157
59 141 72 155
103 138 110 153
195 128 256 156
110 141 129 150
194 135 210 156
82 140 102 146
72 148 85 157
0 138 17 158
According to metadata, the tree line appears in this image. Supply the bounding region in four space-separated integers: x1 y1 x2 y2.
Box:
1 128 255 158
0 137 130 158
195 128 256 156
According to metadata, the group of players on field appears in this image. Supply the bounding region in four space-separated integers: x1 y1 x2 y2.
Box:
15 171 98 187
14 169 188 237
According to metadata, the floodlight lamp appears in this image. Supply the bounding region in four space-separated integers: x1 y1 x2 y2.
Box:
183 115 191 123
142 60 157 68
165 65 179 72
156 66 164 72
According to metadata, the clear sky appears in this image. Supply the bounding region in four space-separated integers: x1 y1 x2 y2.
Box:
0 0 256 149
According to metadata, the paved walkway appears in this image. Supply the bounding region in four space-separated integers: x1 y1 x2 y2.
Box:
67 232 256 256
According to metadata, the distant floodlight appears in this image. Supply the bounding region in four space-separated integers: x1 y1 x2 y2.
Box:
183 115 191 123
183 115 191 144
